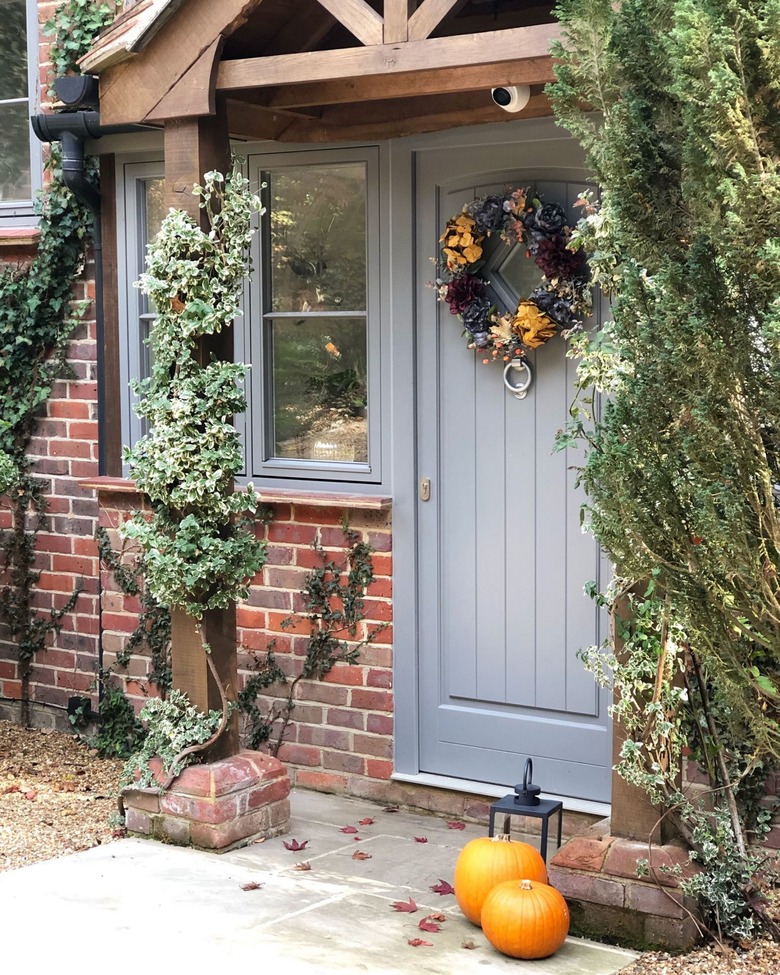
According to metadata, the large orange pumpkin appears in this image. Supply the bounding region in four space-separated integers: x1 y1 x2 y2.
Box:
453 834 548 926
482 878 570 959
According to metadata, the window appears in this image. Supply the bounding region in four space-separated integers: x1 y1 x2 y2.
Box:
118 161 165 451
0 0 41 214
244 147 381 483
118 147 384 488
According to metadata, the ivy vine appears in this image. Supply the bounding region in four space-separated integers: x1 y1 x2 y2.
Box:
43 0 119 83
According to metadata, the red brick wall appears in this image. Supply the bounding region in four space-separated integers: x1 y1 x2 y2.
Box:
96 490 396 797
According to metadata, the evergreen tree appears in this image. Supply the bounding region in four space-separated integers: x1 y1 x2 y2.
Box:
550 0 780 939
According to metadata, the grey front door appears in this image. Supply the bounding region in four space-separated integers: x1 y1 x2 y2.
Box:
415 134 612 803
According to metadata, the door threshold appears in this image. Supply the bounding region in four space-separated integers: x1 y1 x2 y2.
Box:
391 771 611 818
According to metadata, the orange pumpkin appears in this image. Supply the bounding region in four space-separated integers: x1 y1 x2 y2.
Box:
482 878 570 959
453 834 548 926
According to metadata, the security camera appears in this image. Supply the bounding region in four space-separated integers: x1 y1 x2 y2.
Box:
490 85 531 113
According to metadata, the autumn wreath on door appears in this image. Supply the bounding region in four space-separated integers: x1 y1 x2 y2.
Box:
436 188 591 370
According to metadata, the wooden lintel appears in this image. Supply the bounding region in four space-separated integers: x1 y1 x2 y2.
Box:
266 56 555 108
144 35 221 122
217 23 560 92
383 0 413 43
407 0 465 41
315 0 384 45
276 90 551 142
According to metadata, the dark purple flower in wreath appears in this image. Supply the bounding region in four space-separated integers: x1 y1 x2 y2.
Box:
526 201 568 236
443 274 486 316
530 287 578 329
532 234 587 280
461 296 492 333
469 195 507 236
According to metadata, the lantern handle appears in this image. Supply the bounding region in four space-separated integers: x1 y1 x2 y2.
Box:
523 758 533 793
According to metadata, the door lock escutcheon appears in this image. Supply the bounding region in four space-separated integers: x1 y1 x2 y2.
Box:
419 477 431 502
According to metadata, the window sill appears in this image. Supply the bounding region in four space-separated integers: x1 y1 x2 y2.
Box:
79 476 393 510
0 227 41 250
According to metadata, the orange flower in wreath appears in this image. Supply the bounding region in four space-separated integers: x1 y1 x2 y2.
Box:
512 301 558 349
440 213 485 269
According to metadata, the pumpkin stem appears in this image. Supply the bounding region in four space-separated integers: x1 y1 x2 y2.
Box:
491 833 513 843
520 880 534 890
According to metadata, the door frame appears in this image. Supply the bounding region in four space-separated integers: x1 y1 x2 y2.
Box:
388 116 612 815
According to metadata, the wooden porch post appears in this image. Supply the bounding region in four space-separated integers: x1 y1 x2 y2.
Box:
163 110 239 760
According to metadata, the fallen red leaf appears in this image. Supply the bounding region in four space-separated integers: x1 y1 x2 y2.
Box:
391 897 418 913
240 881 263 891
340 825 359 834
414 836 428 843
352 850 372 860
3 785 19 794
358 817 375 826
426 913 446 923
429 880 455 895
446 821 466 830
283 838 309 851
407 939 433 947
418 918 441 933
25 790 36 801
293 862 311 871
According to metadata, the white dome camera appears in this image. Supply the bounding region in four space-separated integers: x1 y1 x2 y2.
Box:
490 85 531 113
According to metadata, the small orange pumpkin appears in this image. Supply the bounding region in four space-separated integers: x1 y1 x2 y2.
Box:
453 834 548 926
481 878 570 959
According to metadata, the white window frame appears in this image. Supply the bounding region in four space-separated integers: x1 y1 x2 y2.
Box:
0 0 43 221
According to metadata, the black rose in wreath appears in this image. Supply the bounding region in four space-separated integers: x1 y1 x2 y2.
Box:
461 296 492 333
470 195 507 236
527 201 568 236
530 287 578 329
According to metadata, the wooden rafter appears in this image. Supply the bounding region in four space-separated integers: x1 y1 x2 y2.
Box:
263 56 555 108
217 23 560 91
407 0 465 41
315 0 384 45
383 0 414 42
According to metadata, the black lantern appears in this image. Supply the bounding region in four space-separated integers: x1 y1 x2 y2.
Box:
487 758 564 863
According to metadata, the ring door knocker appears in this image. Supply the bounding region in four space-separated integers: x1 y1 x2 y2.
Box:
503 358 533 400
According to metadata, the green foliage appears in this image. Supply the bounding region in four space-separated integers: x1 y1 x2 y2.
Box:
121 166 268 617
43 0 119 81
550 0 780 941
121 690 224 789
89 676 146 760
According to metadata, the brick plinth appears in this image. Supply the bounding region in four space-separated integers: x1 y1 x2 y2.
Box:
548 820 701 950
122 750 290 851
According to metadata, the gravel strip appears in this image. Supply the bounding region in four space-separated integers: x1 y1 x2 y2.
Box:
0 719 124 872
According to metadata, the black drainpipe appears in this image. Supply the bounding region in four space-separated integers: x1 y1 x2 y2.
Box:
31 87 154 702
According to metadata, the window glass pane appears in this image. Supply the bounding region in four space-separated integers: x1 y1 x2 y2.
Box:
271 316 368 463
0 0 28 99
138 177 166 316
268 163 366 313
0 100 29 200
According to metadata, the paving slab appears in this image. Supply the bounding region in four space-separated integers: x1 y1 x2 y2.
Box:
0 787 638 973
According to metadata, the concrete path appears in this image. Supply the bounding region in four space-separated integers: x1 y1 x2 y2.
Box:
0 788 637 973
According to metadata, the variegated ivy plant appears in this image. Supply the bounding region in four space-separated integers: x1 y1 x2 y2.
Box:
121 165 267 618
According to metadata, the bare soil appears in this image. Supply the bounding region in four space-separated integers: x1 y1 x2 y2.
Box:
2 719 780 972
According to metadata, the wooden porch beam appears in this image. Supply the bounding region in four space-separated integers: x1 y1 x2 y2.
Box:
407 0 465 41
263 56 555 108
217 23 561 91
275 90 551 142
261 4 337 55
383 0 414 43
315 0 384 45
